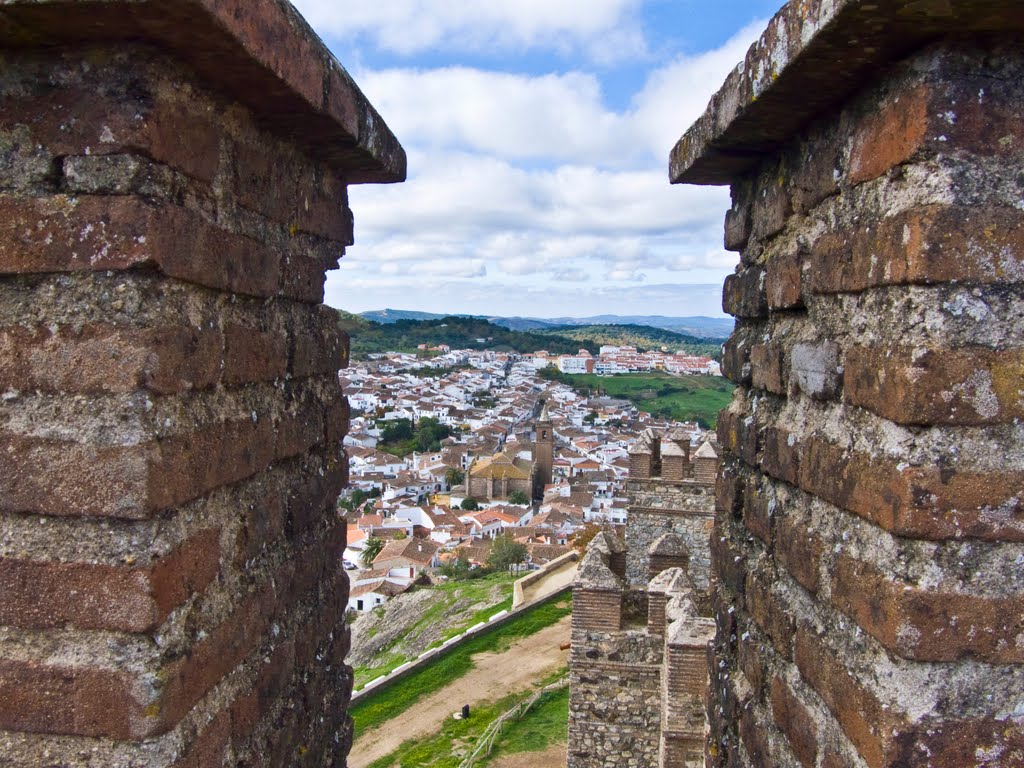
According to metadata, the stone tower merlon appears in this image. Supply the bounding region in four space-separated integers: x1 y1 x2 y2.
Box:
0 2 404 766
672 1 1024 766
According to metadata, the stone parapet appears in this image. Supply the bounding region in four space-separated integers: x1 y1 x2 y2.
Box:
0 3 402 765
673 2 1024 765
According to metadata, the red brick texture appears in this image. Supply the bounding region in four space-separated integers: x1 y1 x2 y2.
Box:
702 35 1024 768
0 27 366 768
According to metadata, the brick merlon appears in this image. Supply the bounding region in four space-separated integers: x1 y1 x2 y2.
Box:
670 0 1024 185
0 0 406 184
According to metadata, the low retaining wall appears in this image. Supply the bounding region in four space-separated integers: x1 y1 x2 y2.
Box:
351 582 572 704
513 551 580 608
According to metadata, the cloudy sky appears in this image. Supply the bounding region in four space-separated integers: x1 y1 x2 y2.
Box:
291 0 782 319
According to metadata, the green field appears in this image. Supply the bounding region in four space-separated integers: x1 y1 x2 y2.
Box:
481 683 569 763
547 371 735 427
364 672 568 768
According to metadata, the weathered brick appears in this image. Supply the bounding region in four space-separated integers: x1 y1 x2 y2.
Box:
893 718 1024 768
325 395 351 446
831 554 1024 664
759 426 799 487
171 710 231 768
231 638 297 752
736 623 766 697
737 705 771 766
235 481 286 568
795 622 1024 767
223 324 289 386
158 576 281 735
797 434 1024 542
750 177 793 243
723 267 768 319
765 245 804 310
233 138 302 225
794 623 897 768
0 195 284 297
293 169 355 244
721 333 753 386
280 249 335 304
775 511 821 594
0 432 154 519
750 343 787 395
717 408 759 468
0 528 219 633
789 135 840 214
770 677 819 768
789 341 841 401
0 323 222 395
742 474 772 546
849 84 929 184
711 525 748 602
746 568 794 659
0 660 144 739
152 418 276 511
845 345 1024 426
275 400 327 461
725 206 751 252
285 465 345 542
291 310 345 378
715 462 744 519
809 205 1024 294
1 83 223 182
0 195 158 274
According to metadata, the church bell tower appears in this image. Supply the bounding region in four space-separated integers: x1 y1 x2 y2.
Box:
533 400 554 498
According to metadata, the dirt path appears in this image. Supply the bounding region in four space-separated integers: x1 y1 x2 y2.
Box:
486 743 567 768
349 615 572 768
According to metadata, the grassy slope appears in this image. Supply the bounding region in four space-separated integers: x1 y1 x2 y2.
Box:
351 595 572 737
353 573 517 688
364 669 569 768
557 372 735 427
480 684 569 764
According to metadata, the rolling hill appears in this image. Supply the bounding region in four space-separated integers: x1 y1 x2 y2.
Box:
357 309 734 340
336 315 722 361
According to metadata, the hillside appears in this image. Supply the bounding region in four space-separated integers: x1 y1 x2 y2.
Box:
357 309 735 339
337 314 723 361
537 324 721 358
339 316 595 360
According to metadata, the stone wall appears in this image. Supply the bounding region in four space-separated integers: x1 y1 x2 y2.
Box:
0 3 403 766
624 478 714 590
570 537 713 768
671 2 1024 766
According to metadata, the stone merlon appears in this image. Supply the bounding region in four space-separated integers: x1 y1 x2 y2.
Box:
670 0 1024 185
0 0 406 184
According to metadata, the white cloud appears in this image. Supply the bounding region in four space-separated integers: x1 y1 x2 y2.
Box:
292 0 646 61
318 14 767 319
353 21 763 168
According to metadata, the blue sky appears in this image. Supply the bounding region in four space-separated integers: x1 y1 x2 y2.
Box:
291 0 782 319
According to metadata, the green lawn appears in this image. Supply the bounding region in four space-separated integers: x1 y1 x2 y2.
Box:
561 372 734 427
351 595 572 737
353 572 518 688
480 684 569 764
364 670 569 768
